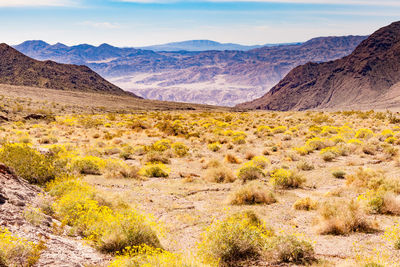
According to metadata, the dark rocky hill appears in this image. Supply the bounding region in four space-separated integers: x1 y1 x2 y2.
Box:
237 22 400 110
0 43 138 96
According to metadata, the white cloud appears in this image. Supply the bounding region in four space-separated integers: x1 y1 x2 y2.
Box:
0 0 76 7
80 21 121 29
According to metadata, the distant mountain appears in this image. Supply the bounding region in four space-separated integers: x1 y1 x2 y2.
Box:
0 43 137 96
14 36 367 106
236 22 400 111
137 40 294 51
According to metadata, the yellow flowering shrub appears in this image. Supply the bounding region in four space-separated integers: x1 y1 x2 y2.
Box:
207 142 222 152
384 222 400 249
270 169 304 189
48 178 162 253
197 211 274 265
355 128 374 139
70 156 106 175
0 143 58 184
197 211 315 265
0 227 43 267
109 245 209 267
172 142 189 157
152 139 172 152
271 126 287 134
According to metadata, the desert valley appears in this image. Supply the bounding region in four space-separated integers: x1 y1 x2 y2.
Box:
1 2 400 267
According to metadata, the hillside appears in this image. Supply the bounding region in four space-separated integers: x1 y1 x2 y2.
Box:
14 36 367 106
0 43 136 96
237 21 400 111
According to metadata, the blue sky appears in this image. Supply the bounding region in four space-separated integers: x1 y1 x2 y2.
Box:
0 0 399 46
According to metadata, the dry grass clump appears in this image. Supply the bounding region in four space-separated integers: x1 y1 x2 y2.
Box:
297 161 314 171
144 151 171 164
105 165 140 180
205 165 236 183
346 168 400 192
202 159 222 169
358 190 400 215
228 181 276 205
293 197 318 211
224 153 241 164
270 169 305 189
139 163 170 178
332 170 346 179
314 199 375 235
263 235 315 265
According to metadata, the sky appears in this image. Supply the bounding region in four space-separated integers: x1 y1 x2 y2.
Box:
0 0 399 47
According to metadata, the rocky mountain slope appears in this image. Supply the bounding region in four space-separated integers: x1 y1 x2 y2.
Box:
14 36 367 106
237 21 400 111
0 43 137 96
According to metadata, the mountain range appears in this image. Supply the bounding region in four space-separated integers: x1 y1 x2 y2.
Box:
237 21 400 111
0 43 136 97
137 40 302 51
14 36 367 106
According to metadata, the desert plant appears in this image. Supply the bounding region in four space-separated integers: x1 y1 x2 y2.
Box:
237 166 264 183
144 151 171 164
270 169 304 189
172 142 189 157
0 143 59 184
297 161 314 171
0 227 43 267
71 156 106 175
197 211 273 265
224 153 241 164
293 197 318 211
205 166 236 183
332 170 346 179
228 182 276 205
208 142 222 152
109 245 205 267
314 199 375 235
139 163 170 178
264 235 315 264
